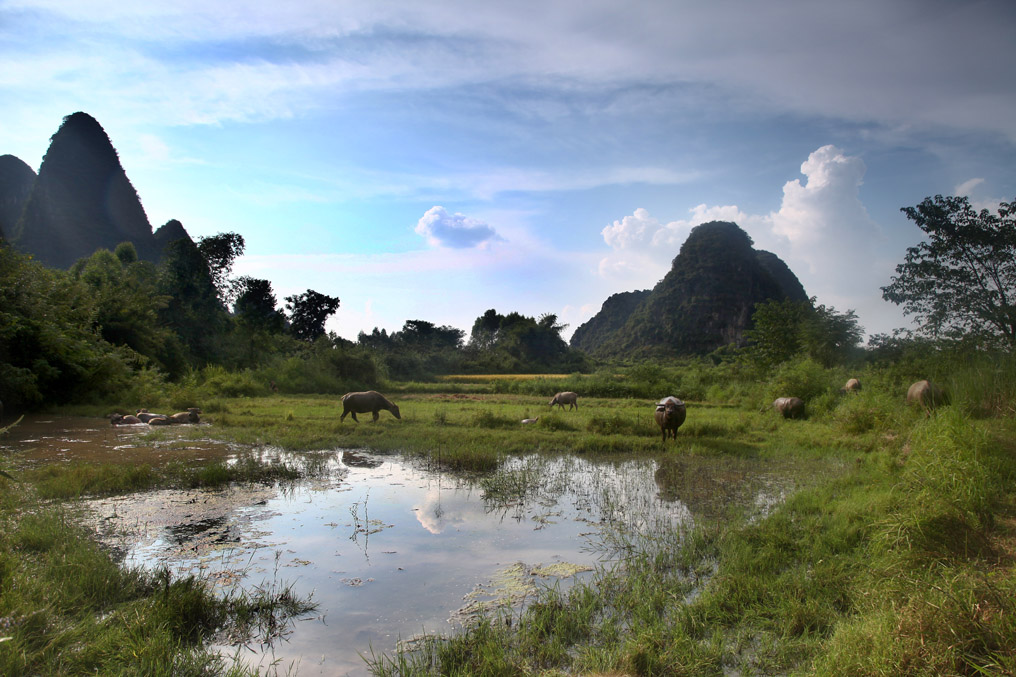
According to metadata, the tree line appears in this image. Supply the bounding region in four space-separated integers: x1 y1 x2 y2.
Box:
1 194 1011 411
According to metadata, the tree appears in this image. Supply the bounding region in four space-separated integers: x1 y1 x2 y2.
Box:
285 289 340 341
197 232 245 302
159 238 230 367
232 276 285 333
70 245 173 364
882 196 1016 347
742 298 863 368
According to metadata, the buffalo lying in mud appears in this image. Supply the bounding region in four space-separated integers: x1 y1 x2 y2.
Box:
549 392 579 410
110 413 143 426
340 391 401 423
654 396 687 442
773 397 806 419
134 407 201 425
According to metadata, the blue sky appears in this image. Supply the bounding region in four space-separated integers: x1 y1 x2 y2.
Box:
3 1 1015 342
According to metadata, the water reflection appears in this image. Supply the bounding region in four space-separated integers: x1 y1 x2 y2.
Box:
1 417 825 677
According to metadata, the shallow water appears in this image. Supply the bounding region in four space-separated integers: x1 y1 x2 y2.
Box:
2 416 816 676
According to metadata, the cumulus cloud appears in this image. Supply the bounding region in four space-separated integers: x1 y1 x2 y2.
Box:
770 145 881 271
598 204 755 283
415 206 504 249
598 145 905 336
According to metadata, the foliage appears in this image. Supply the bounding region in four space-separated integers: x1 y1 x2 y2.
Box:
158 238 230 369
285 289 340 342
742 297 864 369
69 245 176 368
882 195 1016 348
196 231 245 302
0 243 140 408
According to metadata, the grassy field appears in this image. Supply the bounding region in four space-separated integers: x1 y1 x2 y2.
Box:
3 360 1016 675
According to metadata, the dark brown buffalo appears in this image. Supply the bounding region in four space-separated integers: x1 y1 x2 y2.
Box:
340 391 401 423
907 380 948 410
773 397 806 419
654 396 687 442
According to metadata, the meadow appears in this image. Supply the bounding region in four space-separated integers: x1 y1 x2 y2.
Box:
2 354 1015 675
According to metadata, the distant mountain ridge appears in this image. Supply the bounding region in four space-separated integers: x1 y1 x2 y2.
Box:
571 221 809 358
1 112 193 267
0 154 36 242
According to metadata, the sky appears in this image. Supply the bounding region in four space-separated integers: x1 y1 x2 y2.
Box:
3 0 1015 344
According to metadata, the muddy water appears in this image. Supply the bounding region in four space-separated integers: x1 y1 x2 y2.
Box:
2 417 816 676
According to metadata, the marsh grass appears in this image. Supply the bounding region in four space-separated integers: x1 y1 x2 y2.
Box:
28 450 306 500
0 490 314 676
359 369 1016 675
20 358 1016 675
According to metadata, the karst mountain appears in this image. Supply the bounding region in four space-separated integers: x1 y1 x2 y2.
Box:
1 112 192 267
571 221 809 357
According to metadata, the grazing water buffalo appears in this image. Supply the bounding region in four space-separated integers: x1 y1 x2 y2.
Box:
773 397 806 419
549 392 579 410
654 396 687 442
340 391 401 423
841 378 862 393
907 380 948 410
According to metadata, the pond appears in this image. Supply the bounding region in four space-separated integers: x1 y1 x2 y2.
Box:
2 416 820 676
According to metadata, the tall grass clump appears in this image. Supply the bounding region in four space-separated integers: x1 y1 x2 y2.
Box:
815 408 1016 675
946 351 1016 419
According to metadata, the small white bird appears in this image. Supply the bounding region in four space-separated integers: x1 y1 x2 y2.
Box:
521 417 539 424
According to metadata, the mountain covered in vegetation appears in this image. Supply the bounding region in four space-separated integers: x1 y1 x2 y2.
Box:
571 221 808 358
4 112 180 268
0 154 36 242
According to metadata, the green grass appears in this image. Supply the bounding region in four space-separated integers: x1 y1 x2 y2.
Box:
9 356 1016 675
0 490 315 676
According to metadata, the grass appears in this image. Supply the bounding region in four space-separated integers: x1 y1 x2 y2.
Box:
0 490 316 676
6 356 1016 675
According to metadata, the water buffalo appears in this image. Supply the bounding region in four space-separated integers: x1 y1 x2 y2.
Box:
773 397 806 419
165 408 202 424
654 396 687 442
841 378 861 393
340 391 401 423
110 413 143 426
136 409 169 423
907 380 948 410
549 392 579 410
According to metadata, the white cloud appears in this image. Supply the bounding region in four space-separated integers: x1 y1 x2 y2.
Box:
955 177 985 197
598 204 755 283
770 145 882 273
415 206 503 249
598 145 908 337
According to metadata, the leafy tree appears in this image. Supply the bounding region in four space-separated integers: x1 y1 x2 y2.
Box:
882 195 1016 348
358 327 394 351
396 320 465 350
743 298 863 368
232 276 285 333
0 243 136 408
285 289 340 341
159 238 230 367
470 309 502 350
197 232 245 302
69 245 173 364
465 309 583 372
